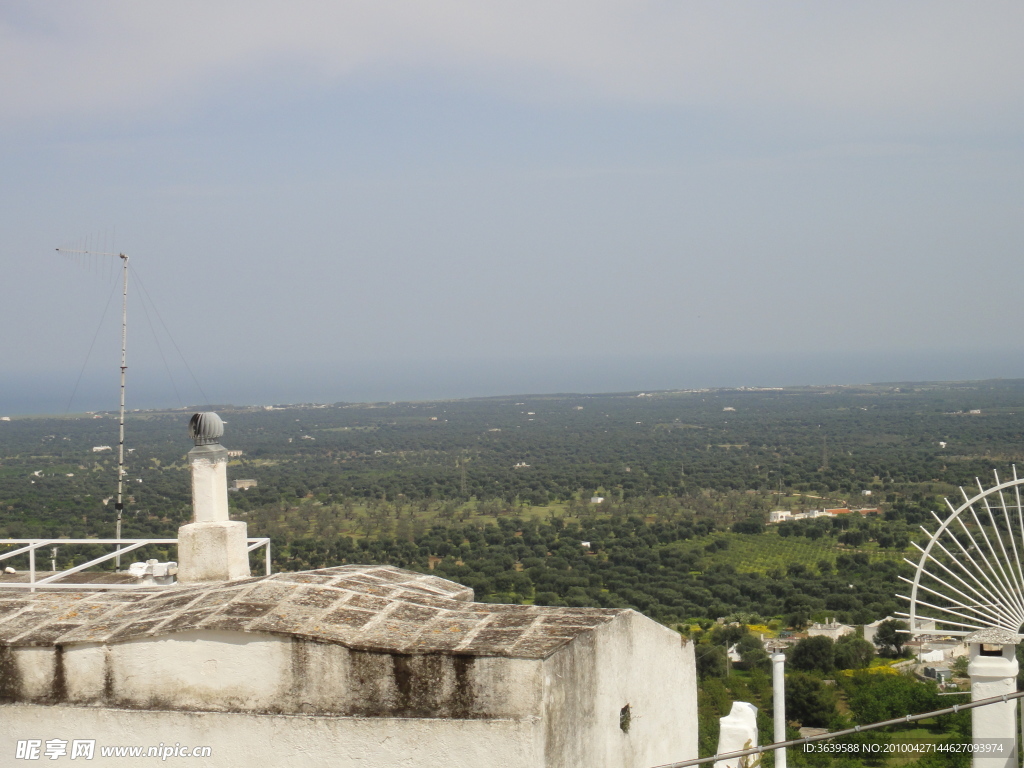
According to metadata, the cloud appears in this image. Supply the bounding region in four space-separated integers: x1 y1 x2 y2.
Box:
2 1 1024 128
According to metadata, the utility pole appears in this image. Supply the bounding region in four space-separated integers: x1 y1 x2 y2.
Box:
115 252 128 568
55 248 129 569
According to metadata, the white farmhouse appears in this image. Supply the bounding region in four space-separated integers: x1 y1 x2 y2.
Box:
807 620 855 640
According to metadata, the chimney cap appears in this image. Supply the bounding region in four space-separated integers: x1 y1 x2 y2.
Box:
189 412 224 446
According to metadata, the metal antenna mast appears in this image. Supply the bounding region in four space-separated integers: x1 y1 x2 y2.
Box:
55 248 129 569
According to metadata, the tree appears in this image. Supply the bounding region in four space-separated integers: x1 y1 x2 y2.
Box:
790 635 835 673
696 645 728 680
834 634 875 670
951 654 968 677
732 515 764 535
785 672 838 727
710 624 747 647
736 633 770 672
785 611 810 631
844 672 940 724
873 619 908 657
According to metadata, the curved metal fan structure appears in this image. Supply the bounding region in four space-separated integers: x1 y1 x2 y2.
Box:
900 468 1024 637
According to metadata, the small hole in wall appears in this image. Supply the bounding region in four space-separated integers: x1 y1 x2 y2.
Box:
619 704 631 733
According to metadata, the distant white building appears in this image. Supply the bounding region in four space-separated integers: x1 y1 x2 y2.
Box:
929 640 969 661
768 507 879 524
807 621 855 640
231 479 258 491
864 615 935 644
590 496 605 504
92 445 112 453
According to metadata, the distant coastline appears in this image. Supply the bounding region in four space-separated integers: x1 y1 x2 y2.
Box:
4 349 1023 417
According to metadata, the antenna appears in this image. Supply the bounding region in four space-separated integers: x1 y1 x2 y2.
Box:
56 248 129 569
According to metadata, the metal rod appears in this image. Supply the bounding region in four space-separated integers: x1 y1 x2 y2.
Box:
0 582 175 591
0 539 178 550
0 542 51 560
115 253 128 570
34 542 148 584
1 538 264 546
651 689 1024 768
0 538 273 588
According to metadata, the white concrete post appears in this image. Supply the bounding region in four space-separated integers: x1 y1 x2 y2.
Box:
771 653 786 768
715 701 758 768
177 413 251 584
189 445 230 523
966 629 1018 768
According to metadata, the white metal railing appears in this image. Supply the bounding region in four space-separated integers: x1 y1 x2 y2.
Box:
0 538 272 591
651 688 1024 768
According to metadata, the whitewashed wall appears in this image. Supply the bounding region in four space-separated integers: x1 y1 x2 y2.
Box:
0 611 695 768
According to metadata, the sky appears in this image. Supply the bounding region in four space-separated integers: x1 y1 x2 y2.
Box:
3 2 1024 413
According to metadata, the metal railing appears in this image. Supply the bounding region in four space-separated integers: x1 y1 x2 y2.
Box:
0 538 272 591
652 688 1024 768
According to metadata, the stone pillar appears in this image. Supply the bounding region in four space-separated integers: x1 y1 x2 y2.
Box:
177 413 251 584
715 701 758 768
771 653 787 768
966 628 1018 768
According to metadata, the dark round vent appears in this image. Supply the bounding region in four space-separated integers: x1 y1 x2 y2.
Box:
188 412 224 445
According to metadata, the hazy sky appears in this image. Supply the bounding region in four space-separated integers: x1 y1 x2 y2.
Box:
3 2 1024 411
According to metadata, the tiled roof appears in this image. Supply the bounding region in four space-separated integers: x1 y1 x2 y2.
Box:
0 565 622 659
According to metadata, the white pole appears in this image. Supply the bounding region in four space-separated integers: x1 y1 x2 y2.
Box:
772 653 787 768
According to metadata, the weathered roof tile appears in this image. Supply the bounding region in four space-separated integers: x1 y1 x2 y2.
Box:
0 565 621 659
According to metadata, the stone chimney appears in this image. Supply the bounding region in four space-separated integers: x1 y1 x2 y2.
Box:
966 627 1019 768
176 412 251 583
